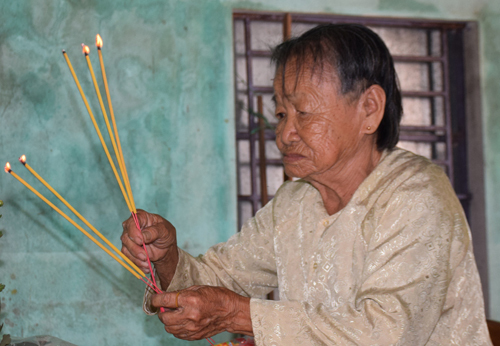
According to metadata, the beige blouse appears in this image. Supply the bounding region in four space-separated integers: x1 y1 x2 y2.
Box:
144 148 492 345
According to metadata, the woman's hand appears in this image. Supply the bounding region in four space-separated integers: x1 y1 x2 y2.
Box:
152 286 253 340
121 210 179 285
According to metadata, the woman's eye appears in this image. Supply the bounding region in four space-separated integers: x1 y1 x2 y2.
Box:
275 112 285 120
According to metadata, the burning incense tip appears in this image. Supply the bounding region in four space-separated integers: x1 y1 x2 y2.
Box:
19 155 26 165
96 34 103 49
82 44 90 55
62 49 66 54
4 162 12 174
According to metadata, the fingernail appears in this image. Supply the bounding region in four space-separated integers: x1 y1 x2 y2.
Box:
138 253 147 261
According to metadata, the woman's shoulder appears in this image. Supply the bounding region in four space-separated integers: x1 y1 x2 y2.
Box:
381 147 444 175
359 147 460 215
375 147 452 192
363 148 470 256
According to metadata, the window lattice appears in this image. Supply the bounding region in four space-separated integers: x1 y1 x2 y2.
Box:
233 12 469 228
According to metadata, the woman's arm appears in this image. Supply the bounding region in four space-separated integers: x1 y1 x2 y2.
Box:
136 194 279 315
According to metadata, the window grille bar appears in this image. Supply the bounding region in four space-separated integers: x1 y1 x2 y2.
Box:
238 52 446 63
441 29 455 185
233 11 467 30
243 18 260 216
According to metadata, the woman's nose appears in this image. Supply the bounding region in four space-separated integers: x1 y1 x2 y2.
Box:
278 116 300 146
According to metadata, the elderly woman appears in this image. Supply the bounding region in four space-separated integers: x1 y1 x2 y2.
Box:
121 24 492 345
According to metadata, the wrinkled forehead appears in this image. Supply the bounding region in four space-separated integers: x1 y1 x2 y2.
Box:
272 56 339 97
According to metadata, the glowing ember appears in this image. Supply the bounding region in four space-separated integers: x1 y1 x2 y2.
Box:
82 44 90 55
4 162 11 173
19 155 26 164
96 34 103 49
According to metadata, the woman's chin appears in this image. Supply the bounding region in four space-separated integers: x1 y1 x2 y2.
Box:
284 166 309 180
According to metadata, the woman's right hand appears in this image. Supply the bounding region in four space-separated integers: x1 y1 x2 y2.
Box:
121 209 178 278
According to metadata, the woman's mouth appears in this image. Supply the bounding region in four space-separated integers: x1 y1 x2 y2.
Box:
282 153 305 163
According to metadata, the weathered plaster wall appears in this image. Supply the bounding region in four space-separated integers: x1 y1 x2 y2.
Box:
0 0 499 345
479 0 500 323
0 1 237 345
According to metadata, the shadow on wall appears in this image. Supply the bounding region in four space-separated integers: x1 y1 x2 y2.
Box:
8 199 136 300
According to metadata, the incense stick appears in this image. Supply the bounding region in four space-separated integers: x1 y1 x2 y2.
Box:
96 37 136 214
67 46 161 293
5 163 142 280
62 50 133 212
93 37 159 295
96 45 137 213
19 155 147 280
84 44 134 213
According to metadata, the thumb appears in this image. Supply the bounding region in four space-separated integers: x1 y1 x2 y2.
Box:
141 223 164 244
152 291 182 309
142 229 152 243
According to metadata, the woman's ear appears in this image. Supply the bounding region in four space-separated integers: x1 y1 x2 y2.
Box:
359 85 386 135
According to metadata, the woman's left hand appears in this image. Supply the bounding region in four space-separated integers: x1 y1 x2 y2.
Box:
152 285 253 340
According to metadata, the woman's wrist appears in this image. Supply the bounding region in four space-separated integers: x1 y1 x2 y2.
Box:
227 295 254 336
153 245 179 289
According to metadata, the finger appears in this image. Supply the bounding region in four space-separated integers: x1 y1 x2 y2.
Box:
171 328 213 341
170 329 192 341
135 209 157 230
141 224 169 245
122 247 149 272
121 244 149 271
159 306 216 341
164 324 187 335
152 291 180 309
124 209 160 244
172 332 196 341
121 232 147 260
143 242 166 263
159 310 186 332
165 323 204 341
122 216 144 246
158 308 192 337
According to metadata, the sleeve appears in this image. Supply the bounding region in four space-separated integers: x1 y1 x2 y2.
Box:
249 168 477 345
143 194 278 315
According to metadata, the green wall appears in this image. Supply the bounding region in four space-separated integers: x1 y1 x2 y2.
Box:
0 0 499 345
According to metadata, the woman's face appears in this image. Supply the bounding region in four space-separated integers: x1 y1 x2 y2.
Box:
274 63 368 181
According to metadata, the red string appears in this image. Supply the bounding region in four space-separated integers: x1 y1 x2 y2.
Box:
131 212 165 314
132 213 213 345
144 276 156 289
131 212 160 290
140 277 161 293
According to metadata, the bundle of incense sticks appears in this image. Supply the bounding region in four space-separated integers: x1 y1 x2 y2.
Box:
4 34 215 345
4 35 161 293
64 36 161 293
4 159 158 292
